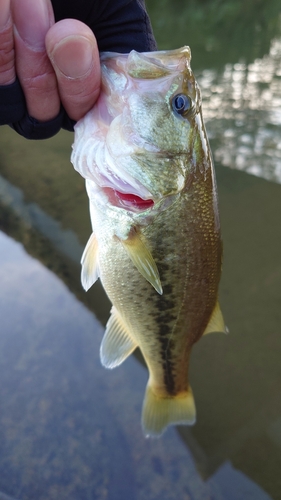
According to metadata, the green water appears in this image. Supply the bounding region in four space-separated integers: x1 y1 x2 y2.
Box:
0 1 280 499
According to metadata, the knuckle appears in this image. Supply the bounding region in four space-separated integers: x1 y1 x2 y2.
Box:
0 31 14 70
22 70 57 94
0 45 15 84
19 54 58 94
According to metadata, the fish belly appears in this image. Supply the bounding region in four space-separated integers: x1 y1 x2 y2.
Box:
97 173 222 436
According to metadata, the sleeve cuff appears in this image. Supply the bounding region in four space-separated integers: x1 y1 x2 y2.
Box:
10 106 76 139
0 78 26 125
0 78 76 139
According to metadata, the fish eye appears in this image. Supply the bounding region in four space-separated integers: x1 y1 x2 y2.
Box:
172 93 192 116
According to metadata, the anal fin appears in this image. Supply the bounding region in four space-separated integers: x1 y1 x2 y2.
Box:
81 232 99 291
142 384 196 438
100 307 138 369
119 228 162 295
203 300 228 335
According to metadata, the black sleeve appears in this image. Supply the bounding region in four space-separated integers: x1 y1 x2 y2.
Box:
53 0 157 53
0 0 156 140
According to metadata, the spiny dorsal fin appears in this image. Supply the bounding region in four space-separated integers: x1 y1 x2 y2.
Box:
100 307 138 369
142 383 196 438
203 301 228 335
119 229 163 295
81 232 99 291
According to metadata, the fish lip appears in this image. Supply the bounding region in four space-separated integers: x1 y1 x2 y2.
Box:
88 149 156 211
96 169 152 200
92 168 155 209
85 165 157 213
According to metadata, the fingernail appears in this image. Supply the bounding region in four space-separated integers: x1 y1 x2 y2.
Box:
0 0 10 29
52 36 94 78
13 0 51 49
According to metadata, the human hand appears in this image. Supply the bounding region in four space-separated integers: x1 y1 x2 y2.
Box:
0 0 100 126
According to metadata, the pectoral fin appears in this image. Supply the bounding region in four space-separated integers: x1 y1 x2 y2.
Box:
100 307 138 369
203 301 228 335
81 232 99 291
119 230 163 295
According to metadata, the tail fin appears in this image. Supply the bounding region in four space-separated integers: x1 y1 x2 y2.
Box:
141 383 196 438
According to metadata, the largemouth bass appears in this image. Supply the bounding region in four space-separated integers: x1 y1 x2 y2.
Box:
71 46 226 437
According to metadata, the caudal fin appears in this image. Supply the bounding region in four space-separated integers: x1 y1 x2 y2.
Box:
141 383 196 438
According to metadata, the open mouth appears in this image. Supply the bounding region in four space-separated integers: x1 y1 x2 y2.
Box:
103 187 154 211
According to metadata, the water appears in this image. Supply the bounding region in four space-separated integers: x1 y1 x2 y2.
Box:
0 1 280 498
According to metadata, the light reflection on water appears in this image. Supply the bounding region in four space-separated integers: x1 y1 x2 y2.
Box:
199 38 281 184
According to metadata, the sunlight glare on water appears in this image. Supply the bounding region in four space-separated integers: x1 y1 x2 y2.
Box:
199 38 281 183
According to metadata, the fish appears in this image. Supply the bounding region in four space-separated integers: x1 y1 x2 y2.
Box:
71 46 226 437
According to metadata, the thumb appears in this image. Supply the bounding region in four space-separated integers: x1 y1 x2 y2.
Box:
46 19 101 121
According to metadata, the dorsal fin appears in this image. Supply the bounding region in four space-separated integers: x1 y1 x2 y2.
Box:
100 307 138 369
203 301 228 335
81 232 99 291
119 229 163 295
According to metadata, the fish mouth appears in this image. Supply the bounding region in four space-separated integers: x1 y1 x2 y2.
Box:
85 138 155 213
102 187 154 212
74 102 158 213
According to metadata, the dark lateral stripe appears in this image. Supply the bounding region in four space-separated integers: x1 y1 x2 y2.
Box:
156 302 177 395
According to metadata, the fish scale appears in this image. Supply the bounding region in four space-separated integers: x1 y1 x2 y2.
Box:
71 46 226 437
